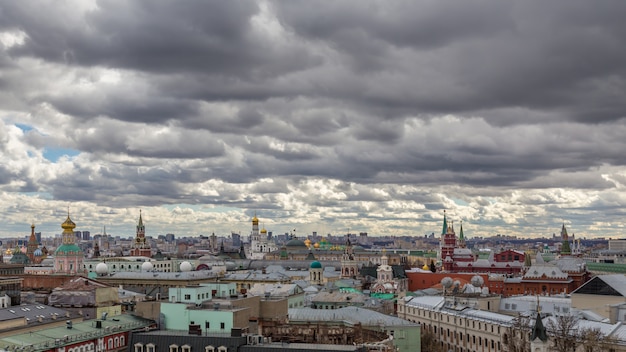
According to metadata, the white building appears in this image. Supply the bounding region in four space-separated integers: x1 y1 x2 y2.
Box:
247 214 278 260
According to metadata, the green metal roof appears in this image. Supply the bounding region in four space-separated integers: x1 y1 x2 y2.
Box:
55 243 83 255
587 262 626 274
0 314 153 351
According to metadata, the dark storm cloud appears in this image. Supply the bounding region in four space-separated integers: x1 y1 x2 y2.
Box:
2 0 626 238
1 1 320 77
272 0 626 122
273 1 514 50
48 93 200 124
181 106 265 133
2 0 625 125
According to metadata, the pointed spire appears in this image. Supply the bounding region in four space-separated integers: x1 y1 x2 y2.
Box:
138 209 144 227
560 223 571 255
442 210 448 235
524 251 532 267
459 221 464 240
530 311 548 342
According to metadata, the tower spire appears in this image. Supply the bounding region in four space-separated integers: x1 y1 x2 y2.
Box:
560 223 571 255
530 310 548 342
441 210 448 235
458 220 466 248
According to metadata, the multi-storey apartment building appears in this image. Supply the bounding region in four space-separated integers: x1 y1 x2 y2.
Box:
398 295 513 352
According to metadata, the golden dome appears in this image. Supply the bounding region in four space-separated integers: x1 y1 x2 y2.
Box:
260 227 267 234
252 214 259 225
62 214 76 231
313 243 320 249
422 263 429 270
304 239 312 246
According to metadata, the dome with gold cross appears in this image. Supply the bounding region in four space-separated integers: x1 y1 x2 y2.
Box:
61 214 76 232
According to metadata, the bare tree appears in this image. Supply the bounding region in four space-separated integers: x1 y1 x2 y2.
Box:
547 314 580 352
579 327 618 352
505 314 531 352
547 314 618 352
421 329 444 352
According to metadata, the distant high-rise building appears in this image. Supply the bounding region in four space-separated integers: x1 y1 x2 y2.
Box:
231 232 241 247
165 233 175 243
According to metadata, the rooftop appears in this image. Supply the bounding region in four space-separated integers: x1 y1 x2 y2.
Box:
289 306 418 327
0 314 153 350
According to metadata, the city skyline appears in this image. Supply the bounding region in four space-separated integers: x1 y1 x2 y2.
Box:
1 1 626 238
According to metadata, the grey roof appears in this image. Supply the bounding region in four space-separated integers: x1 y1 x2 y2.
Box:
0 304 74 324
536 253 545 264
572 274 626 296
131 330 248 352
523 264 569 279
403 296 515 325
289 306 418 327
310 291 366 303
131 330 364 352
554 256 586 272
103 270 219 280
241 343 364 352
223 271 292 281
118 287 146 300
229 259 341 271
248 283 303 297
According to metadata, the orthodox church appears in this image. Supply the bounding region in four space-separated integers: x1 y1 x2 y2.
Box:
369 250 408 294
247 214 278 260
54 211 84 275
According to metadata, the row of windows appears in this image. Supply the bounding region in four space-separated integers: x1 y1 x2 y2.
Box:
402 305 503 333
400 305 508 351
135 344 228 352
419 322 502 351
106 336 125 349
86 263 173 270
182 293 211 300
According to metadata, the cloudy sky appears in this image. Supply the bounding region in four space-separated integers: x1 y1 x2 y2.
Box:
0 0 625 240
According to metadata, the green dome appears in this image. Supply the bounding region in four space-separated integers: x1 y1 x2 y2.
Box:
55 244 83 255
286 239 307 248
10 251 30 264
310 261 322 269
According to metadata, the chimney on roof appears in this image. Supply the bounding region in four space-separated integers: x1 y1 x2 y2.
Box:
188 322 201 335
